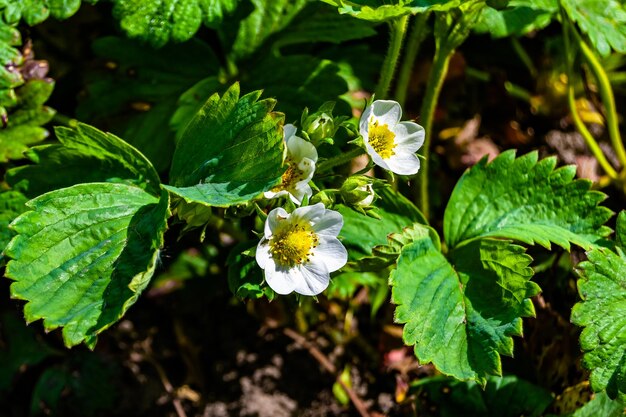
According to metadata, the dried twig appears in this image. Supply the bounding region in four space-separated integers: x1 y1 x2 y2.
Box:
283 328 371 417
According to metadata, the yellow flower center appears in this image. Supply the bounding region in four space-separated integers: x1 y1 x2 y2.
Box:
272 159 305 192
368 120 396 159
269 221 319 267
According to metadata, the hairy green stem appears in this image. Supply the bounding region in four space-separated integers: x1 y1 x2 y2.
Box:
375 15 409 99
561 11 618 179
576 34 626 168
418 46 453 219
317 147 366 174
394 13 430 107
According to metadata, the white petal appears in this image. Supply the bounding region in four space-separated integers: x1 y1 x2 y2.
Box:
312 236 348 272
255 239 272 269
364 141 392 171
292 203 326 224
284 124 297 141
264 189 289 201
370 100 402 126
297 157 316 177
294 262 330 296
286 185 311 205
311 209 343 237
394 121 425 152
265 207 289 237
264 263 299 295
386 152 421 175
287 135 318 163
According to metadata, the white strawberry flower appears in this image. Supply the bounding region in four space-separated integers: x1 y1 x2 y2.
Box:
255 203 348 296
359 100 425 175
264 124 318 205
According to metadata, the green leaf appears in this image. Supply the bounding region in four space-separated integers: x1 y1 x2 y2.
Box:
0 312 56 392
562 0 626 57
7 123 162 198
319 0 463 22
0 0 84 25
77 36 219 171
228 0 308 60
0 190 27 260
473 0 557 38
571 246 626 401
571 392 625 417
338 187 426 258
30 353 119 416
271 3 377 50
227 242 275 300
172 54 349 132
247 55 349 119
111 0 235 47
444 151 612 251
0 78 56 163
165 83 284 207
411 375 553 417
391 234 539 384
5 183 170 348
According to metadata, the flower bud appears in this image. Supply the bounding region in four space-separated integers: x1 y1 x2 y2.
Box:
340 175 376 207
310 190 335 206
305 112 334 144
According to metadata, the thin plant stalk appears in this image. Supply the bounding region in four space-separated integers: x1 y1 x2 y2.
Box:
375 15 409 99
394 13 430 107
417 45 453 218
317 147 365 174
575 32 626 168
561 12 618 179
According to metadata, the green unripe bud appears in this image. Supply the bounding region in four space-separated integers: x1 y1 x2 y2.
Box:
310 190 335 206
340 175 376 207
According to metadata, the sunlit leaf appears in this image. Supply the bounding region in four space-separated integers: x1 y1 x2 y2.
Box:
562 0 626 57
112 0 236 47
572 242 626 401
392 232 539 384
444 151 612 251
7 123 162 198
165 83 284 207
5 183 170 347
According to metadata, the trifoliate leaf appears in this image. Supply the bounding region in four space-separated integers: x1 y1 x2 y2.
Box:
444 151 612 251
7 123 162 198
5 183 170 348
111 0 236 47
391 234 539 384
571 246 626 401
77 36 219 171
411 375 553 417
165 83 284 207
473 0 557 38
319 0 463 22
561 0 626 57
0 312 56 392
571 392 625 417
0 190 27 260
